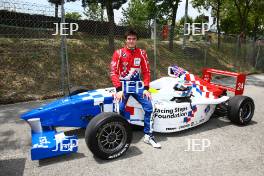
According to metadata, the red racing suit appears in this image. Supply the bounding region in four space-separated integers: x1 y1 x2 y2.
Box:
110 47 151 92
110 46 153 134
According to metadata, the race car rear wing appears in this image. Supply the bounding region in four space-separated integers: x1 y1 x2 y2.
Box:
202 68 246 95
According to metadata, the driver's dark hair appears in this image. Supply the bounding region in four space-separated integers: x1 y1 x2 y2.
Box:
124 29 138 39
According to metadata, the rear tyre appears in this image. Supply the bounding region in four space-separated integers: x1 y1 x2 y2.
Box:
228 95 255 125
85 112 132 160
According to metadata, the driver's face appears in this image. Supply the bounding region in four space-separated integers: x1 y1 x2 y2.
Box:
126 35 137 48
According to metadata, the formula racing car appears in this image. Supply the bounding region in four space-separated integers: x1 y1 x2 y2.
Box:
21 66 255 160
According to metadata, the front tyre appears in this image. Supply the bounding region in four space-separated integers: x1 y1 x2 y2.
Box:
85 112 132 160
228 95 255 125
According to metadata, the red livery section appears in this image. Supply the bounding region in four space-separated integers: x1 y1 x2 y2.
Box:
202 68 246 95
184 73 224 98
125 106 135 115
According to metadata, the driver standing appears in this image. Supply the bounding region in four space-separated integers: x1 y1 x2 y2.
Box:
110 29 161 148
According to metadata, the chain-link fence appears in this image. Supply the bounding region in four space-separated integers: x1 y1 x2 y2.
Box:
0 0 63 104
63 14 152 92
0 0 263 104
0 0 153 103
154 22 264 77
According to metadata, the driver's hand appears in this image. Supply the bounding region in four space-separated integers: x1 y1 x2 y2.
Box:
143 90 152 100
115 91 124 102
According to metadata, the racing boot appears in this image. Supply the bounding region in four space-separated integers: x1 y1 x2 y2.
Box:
144 134 161 148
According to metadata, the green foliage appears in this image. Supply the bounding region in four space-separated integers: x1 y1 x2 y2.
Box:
65 12 82 20
248 0 264 38
82 0 127 51
156 0 182 21
191 0 215 11
220 0 264 38
191 0 224 22
156 0 182 50
220 2 240 34
194 14 209 23
83 3 106 21
179 15 193 25
120 0 156 27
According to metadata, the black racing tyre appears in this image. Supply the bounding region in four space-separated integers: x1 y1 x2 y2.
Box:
68 86 88 96
85 112 132 160
228 95 255 125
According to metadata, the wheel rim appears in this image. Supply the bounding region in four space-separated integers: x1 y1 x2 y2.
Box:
239 102 253 121
97 122 127 154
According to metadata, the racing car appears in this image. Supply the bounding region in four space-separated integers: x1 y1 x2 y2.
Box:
21 66 255 160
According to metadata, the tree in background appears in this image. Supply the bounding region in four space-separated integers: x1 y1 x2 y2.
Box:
249 0 264 42
221 0 263 39
247 0 264 66
219 0 264 67
220 2 240 35
233 0 254 39
83 3 106 21
65 12 82 20
121 0 157 28
48 0 77 18
192 15 209 32
193 14 209 23
157 0 182 50
179 15 193 25
178 15 193 36
192 0 225 49
82 0 127 52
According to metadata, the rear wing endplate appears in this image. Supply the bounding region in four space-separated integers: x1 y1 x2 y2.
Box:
202 68 246 95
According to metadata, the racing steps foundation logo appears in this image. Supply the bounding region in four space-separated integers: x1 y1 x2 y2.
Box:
153 107 189 119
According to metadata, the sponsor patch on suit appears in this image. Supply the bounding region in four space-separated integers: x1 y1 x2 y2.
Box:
134 58 141 66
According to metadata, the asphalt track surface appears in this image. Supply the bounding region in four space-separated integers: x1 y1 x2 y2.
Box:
0 74 264 176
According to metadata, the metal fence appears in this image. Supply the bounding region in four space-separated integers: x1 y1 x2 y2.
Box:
154 22 264 76
0 0 263 104
0 1 62 104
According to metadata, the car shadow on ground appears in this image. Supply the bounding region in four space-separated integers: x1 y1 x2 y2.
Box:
38 152 86 167
130 116 258 144
0 129 23 152
60 127 144 164
64 128 86 138
93 146 143 164
0 158 26 176
61 115 258 162
14 117 257 166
